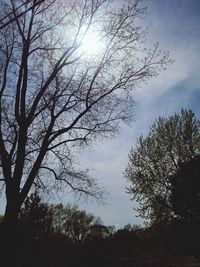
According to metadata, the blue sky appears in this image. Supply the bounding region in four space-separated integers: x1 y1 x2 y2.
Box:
0 0 199 228
72 0 200 228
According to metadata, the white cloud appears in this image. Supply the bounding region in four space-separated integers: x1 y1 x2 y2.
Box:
1 0 199 229
74 0 200 227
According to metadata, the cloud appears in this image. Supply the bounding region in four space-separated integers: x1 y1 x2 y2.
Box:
74 0 200 227
1 0 199 229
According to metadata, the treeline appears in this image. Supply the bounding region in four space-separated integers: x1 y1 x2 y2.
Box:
0 193 140 267
1 192 200 267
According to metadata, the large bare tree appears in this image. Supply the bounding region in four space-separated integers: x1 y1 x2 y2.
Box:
0 0 170 225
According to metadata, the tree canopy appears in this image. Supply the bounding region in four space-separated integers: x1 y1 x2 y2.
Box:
124 109 200 224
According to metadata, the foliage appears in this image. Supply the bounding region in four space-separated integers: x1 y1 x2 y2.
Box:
124 109 200 224
0 0 171 224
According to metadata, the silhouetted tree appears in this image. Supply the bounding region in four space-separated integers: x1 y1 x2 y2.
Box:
0 0 171 228
14 193 54 267
124 109 200 224
170 155 200 223
169 156 200 255
19 192 53 242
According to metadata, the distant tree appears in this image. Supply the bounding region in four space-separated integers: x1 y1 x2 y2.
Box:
63 206 101 245
51 203 103 244
0 0 171 229
124 223 141 231
170 155 200 223
124 223 133 231
124 109 200 224
50 203 68 233
106 225 116 235
89 223 110 240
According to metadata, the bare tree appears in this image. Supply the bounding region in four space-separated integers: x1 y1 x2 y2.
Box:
0 0 170 225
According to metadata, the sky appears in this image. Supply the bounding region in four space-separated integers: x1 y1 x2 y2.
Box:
0 0 200 229
71 0 200 228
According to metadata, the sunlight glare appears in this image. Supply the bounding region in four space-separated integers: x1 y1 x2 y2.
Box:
79 28 104 57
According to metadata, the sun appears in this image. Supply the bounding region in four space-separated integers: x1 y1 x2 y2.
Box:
78 27 104 57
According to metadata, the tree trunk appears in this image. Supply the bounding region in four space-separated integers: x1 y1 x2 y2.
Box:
4 202 20 224
1 196 21 267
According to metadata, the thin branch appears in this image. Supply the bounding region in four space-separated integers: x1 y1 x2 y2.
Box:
0 0 46 31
